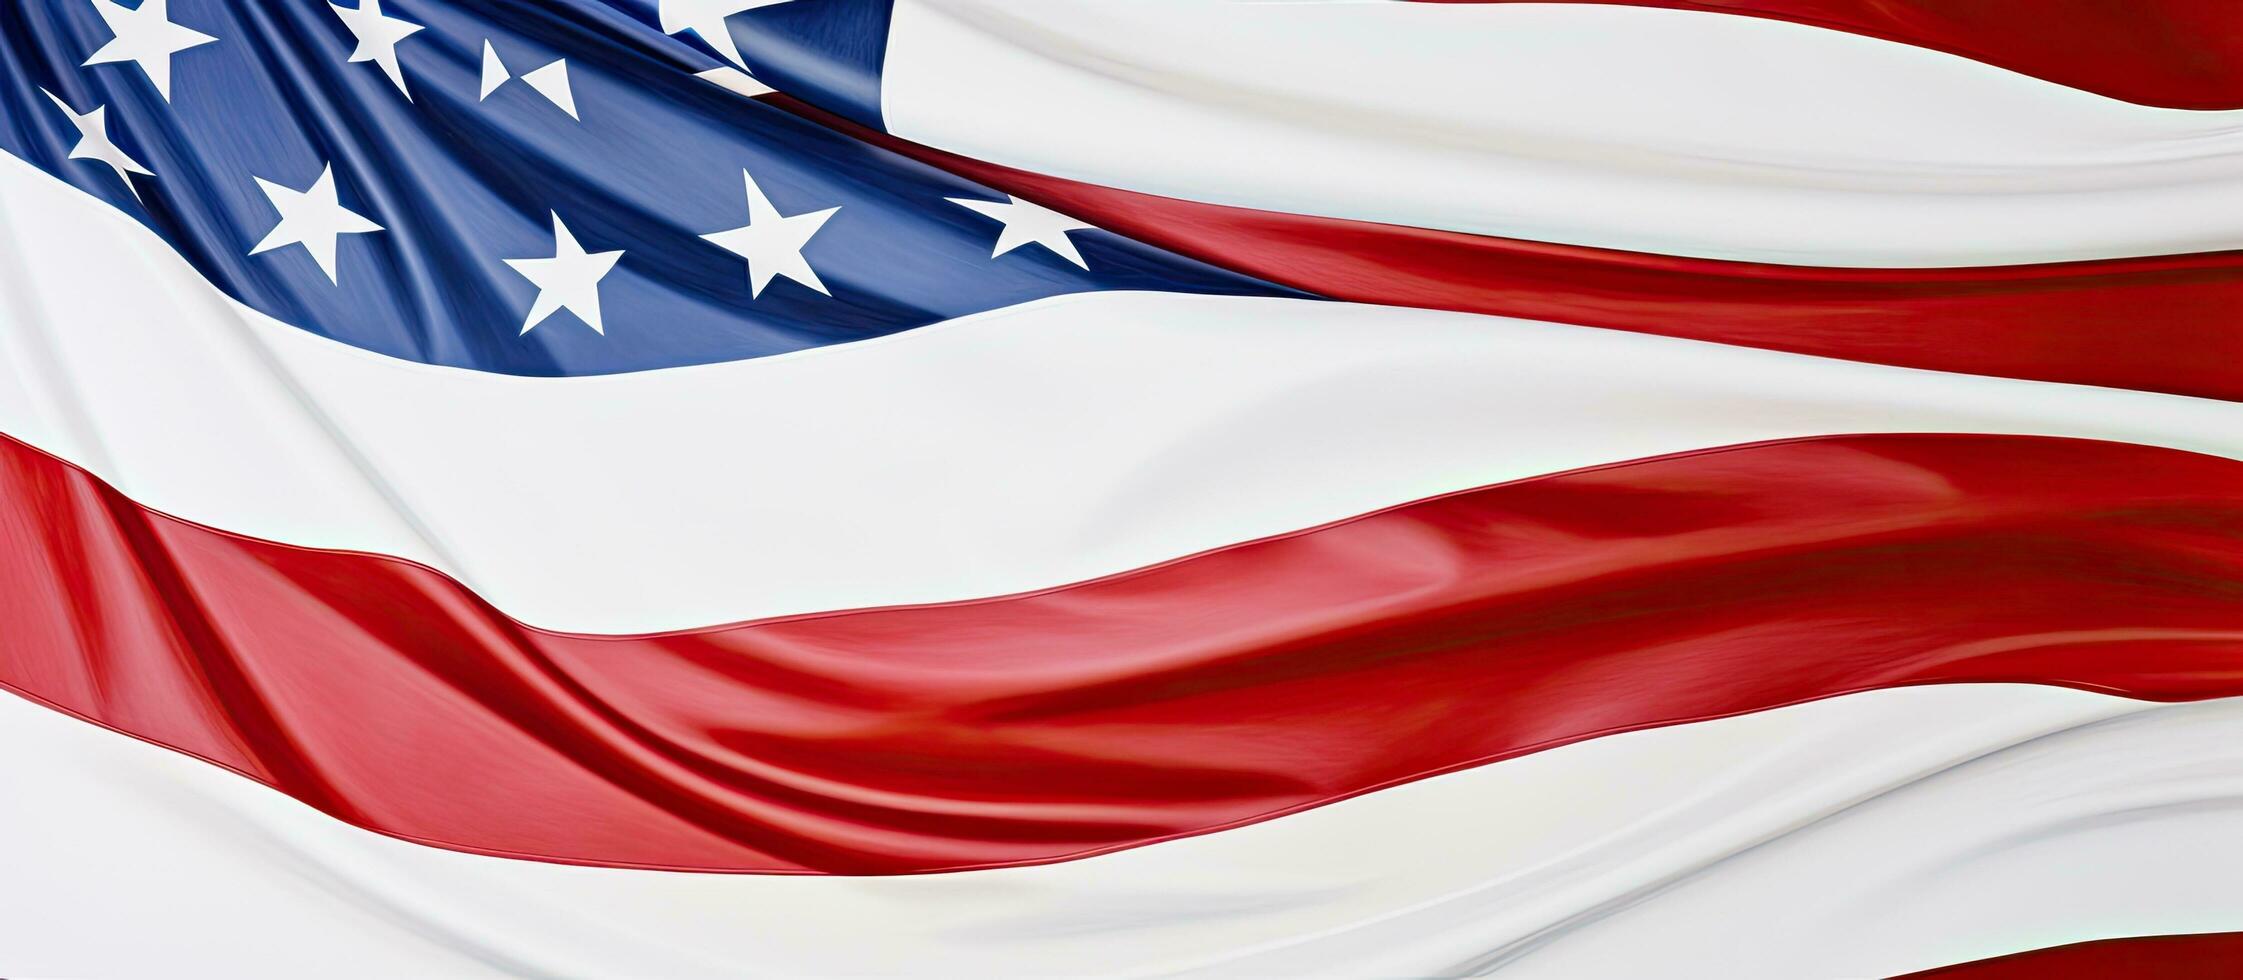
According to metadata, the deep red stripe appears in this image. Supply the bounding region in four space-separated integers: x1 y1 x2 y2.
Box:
6 430 2243 874
1412 1 2243 110
1901 932 2243 978
805 100 2243 403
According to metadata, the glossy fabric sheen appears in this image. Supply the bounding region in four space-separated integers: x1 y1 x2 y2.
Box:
17 141 2243 637
1418 0 2243 110
8 430 2243 874
0 0 1278 375
19 683 2243 978
878 2 2243 269
14 0 2243 392
18 682 2243 978
827 102 2243 402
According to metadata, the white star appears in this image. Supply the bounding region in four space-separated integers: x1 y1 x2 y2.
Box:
947 194 1095 269
658 0 793 70
81 0 217 102
700 169 839 299
520 61 579 119
504 213 624 335
478 40 510 99
249 164 383 284
41 89 153 199
329 0 424 100
479 41 578 119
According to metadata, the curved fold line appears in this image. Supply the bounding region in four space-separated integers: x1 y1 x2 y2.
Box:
5 430 2243 873
772 94 2243 403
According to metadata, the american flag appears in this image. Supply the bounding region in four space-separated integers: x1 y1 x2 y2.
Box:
3 1 2242 976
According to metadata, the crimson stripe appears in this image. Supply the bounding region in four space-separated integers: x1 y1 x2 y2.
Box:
1411 1 2243 110
1901 932 2243 978
6 429 2243 874
789 100 2243 403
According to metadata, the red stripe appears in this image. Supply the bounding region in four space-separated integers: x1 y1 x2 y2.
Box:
1412 1 2243 110
6 430 2243 874
1901 932 2243 978
795 101 2243 403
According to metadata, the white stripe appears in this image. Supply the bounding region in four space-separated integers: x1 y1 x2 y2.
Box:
7 684 2241 977
4 153 2242 633
882 0 2243 268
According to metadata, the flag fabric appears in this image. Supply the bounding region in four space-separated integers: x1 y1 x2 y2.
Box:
2 1 2242 976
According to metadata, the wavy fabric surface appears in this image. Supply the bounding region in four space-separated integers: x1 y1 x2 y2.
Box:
854 0 2243 398
16 684 2243 977
878 1 2243 268
5 0 2243 975
0 0 1283 375
835 107 2243 401
14 150 2243 636
10 427 2243 873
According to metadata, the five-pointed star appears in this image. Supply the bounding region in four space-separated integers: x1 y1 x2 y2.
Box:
701 168 839 299
658 0 793 70
81 0 217 102
249 164 384 284
504 213 625 335
41 89 153 199
330 0 425 99
947 194 1096 269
